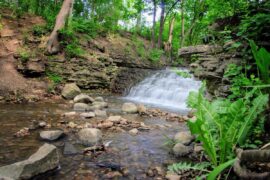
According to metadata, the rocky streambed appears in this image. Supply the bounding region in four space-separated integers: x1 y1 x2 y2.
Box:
0 93 202 179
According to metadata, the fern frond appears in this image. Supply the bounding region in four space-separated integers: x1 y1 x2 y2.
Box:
168 162 211 173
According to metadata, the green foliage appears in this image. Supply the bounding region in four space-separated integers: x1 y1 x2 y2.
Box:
168 162 211 174
148 48 163 63
32 25 48 36
238 10 270 41
173 69 192 78
18 48 31 62
186 84 268 176
46 71 62 84
249 40 270 84
207 159 236 180
224 64 263 99
59 28 84 58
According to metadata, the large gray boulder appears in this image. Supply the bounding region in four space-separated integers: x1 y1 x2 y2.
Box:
174 131 195 145
74 94 94 104
61 83 81 99
40 130 64 141
0 144 59 179
73 103 90 112
122 103 138 113
78 128 102 146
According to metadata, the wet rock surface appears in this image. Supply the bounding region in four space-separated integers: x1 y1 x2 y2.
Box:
78 128 103 146
40 130 64 141
0 144 59 179
0 97 192 179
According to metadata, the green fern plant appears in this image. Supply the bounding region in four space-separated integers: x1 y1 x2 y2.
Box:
184 84 269 178
249 40 270 84
168 162 211 174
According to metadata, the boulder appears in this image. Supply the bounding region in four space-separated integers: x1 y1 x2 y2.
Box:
94 97 104 102
92 101 108 108
94 110 107 117
0 144 59 179
40 130 64 141
78 128 102 146
80 112 95 118
61 83 81 99
174 131 194 145
73 103 90 112
172 143 192 157
74 94 94 104
122 103 138 113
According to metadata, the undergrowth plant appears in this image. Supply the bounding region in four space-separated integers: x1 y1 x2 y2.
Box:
249 40 270 84
169 84 268 179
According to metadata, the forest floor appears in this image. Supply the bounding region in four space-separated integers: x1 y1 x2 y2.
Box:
0 9 48 101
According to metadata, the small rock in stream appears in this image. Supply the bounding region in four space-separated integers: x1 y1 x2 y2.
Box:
40 130 64 141
64 111 77 117
129 128 139 136
39 121 47 128
173 143 193 157
174 131 195 145
94 97 104 102
74 103 90 112
78 128 102 146
122 103 138 114
80 112 95 118
94 110 107 117
74 94 94 104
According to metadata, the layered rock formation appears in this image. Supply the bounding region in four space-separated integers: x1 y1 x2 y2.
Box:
179 44 241 96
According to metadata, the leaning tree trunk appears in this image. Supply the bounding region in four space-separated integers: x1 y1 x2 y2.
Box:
157 0 165 49
151 0 157 48
47 0 74 54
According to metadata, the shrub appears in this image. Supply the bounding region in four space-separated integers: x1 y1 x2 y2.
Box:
148 48 163 63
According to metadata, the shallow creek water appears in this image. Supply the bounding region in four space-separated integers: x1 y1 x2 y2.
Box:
0 97 186 179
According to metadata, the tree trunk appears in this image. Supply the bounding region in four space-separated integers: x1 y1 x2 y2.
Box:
136 11 142 33
165 16 175 53
158 0 165 49
180 0 185 47
151 0 157 48
164 15 175 62
47 0 74 54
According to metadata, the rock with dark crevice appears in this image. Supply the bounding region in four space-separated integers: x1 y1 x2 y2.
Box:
0 144 59 179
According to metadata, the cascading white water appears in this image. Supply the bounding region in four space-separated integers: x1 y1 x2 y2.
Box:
123 68 201 113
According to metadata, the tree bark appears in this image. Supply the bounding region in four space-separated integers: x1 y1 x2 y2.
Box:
180 0 185 47
164 15 175 62
47 0 74 54
158 0 165 49
165 15 175 54
151 0 157 48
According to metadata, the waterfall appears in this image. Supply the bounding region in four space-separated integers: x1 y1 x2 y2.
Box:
123 68 201 113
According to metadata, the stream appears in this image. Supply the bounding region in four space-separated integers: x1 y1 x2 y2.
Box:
0 68 201 179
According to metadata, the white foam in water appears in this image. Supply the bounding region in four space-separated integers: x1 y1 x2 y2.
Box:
123 68 201 113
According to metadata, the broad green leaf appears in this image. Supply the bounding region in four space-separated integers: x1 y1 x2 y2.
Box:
207 158 236 180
